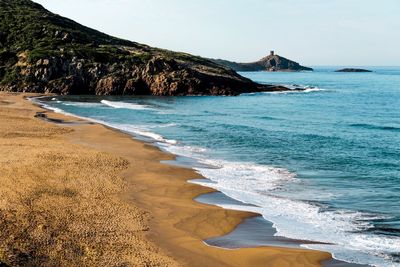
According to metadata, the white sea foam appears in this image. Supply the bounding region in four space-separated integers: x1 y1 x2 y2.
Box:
275 85 326 94
134 130 177 144
62 101 102 108
29 97 116 124
50 98 63 104
148 123 178 128
98 123 178 145
41 105 66 114
160 144 207 156
303 87 326 93
159 142 400 267
101 100 152 110
191 163 399 267
241 85 326 96
30 98 73 116
35 101 178 145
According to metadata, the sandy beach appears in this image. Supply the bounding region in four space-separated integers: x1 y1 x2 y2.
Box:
0 92 332 266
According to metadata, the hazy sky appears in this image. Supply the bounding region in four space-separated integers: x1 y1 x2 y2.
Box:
35 0 400 66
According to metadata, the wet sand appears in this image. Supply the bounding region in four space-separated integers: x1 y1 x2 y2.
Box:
0 92 333 266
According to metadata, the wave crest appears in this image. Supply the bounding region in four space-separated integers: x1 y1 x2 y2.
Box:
101 100 152 110
350 123 400 132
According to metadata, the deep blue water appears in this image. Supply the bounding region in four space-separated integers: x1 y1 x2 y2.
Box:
38 67 400 266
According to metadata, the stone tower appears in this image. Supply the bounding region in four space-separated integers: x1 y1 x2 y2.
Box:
270 50 275 56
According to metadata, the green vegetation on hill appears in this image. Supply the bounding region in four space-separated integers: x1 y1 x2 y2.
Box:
0 0 169 71
0 0 140 53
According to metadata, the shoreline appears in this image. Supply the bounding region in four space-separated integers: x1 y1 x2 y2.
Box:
1 92 335 266
30 94 369 267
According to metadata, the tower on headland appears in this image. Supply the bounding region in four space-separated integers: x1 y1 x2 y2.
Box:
270 50 274 56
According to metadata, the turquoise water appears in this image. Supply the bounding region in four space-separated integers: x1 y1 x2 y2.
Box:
38 67 400 266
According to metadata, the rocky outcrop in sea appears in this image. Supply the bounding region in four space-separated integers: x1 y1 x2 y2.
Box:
211 51 313 72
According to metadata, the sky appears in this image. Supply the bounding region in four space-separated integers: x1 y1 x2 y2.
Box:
34 0 400 66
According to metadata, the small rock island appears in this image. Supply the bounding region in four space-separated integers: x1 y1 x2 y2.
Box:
335 68 372 72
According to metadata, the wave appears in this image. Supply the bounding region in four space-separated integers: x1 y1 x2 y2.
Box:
350 123 400 132
40 105 67 115
148 123 178 128
101 100 152 110
101 123 177 145
257 115 281 121
241 85 326 96
303 87 326 93
62 101 103 108
29 97 75 117
278 84 327 94
52 98 120 108
159 144 207 157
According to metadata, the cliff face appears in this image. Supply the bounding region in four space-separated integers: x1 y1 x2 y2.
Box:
211 54 313 72
0 0 288 96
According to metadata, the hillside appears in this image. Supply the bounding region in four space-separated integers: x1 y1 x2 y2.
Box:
0 0 289 96
211 52 313 72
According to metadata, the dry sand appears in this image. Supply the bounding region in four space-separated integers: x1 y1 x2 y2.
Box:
0 92 332 266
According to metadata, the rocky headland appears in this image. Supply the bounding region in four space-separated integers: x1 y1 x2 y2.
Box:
0 0 292 96
211 51 313 72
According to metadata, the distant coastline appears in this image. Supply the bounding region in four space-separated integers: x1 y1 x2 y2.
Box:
335 68 372 72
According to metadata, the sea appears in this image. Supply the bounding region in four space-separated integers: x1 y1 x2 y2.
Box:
35 66 400 267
